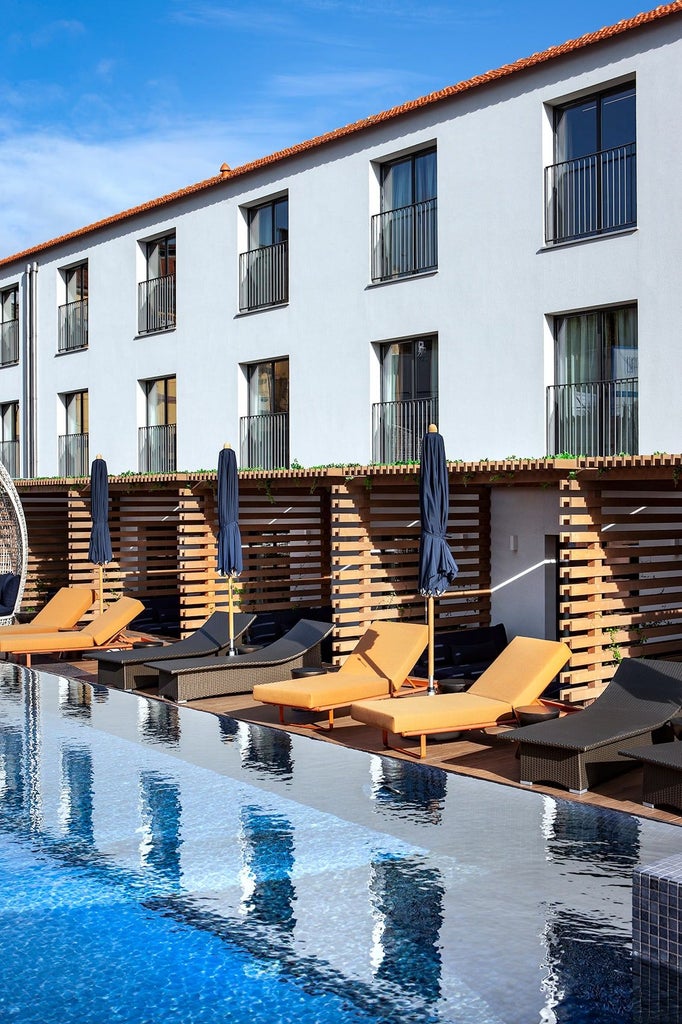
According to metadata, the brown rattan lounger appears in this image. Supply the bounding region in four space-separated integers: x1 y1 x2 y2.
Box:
620 741 682 812
91 611 255 690
501 657 682 794
151 618 334 702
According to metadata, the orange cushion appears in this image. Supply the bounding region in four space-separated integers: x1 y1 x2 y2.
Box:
351 692 514 733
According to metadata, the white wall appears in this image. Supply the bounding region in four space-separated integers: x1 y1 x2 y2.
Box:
0 17 680 475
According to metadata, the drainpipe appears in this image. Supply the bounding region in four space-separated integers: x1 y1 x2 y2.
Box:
23 261 38 478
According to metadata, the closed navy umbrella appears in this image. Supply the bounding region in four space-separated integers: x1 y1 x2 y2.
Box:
418 425 459 694
88 455 113 614
217 444 243 655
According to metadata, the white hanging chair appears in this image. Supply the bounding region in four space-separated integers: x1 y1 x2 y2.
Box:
0 461 28 626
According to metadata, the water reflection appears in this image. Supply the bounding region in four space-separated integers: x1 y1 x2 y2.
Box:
370 756 446 824
58 678 92 719
238 805 296 938
60 745 94 845
242 725 293 780
633 960 682 1024
544 798 641 871
138 771 182 886
368 855 444 1004
137 699 181 745
0 726 24 816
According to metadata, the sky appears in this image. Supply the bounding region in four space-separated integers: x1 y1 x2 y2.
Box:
0 0 658 257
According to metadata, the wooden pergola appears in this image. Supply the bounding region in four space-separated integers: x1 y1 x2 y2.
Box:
14 453 682 693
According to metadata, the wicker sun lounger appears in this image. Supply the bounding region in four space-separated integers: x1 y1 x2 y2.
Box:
91 611 255 690
620 741 682 812
151 618 334 702
501 657 682 794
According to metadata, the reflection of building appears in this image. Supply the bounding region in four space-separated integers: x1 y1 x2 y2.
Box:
369 856 444 1004
238 807 295 937
2 7 682 480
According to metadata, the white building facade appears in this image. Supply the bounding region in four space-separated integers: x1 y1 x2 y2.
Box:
0 4 681 482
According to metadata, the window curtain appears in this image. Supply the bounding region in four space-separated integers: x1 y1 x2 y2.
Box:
556 307 637 384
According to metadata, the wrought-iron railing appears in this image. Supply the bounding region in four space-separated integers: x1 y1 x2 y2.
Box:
138 423 177 473
138 275 176 333
58 300 88 352
0 320 19 366
546 378 638 456
58 433 89 477
239 413 289 469
371 198 437 281
545 143 636 244
372 397 439 463
239 241 289 311
0 440 19 478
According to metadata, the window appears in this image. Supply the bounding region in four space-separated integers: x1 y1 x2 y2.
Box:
372 336 438 462
59 390 89 476
547 304 638 456
0 286 19 366
371 148 437 281
239 197 289 311
239 358 289 469
139 233 176 333
139 376 176 472
59 263 88 352
545 84 636 243
0 401 19 477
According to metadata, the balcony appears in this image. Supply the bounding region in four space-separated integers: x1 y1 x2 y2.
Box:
58 300 88 352
545 143 636 244
0 440 19 478
0 320 19 366
239 242 288 311
372 397 439 463
58 433 89 477
371 199 437 282
138 424 177 473
138 275 176 333
239 413 289 470
546 378 638 456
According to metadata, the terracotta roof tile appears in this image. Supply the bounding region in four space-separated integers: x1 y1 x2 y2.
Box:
2 1 681 269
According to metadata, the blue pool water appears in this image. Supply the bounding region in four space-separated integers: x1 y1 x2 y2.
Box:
0 664 680 1024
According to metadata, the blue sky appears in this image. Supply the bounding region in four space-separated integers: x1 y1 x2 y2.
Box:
0 0 655 256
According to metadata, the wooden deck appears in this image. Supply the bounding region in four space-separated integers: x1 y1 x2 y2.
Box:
33 652 682 830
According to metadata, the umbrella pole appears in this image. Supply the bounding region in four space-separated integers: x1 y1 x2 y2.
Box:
98 565 104 615
228 576 236 656
427 595 436 695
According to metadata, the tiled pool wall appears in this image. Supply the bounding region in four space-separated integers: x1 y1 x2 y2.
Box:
633 854 682 975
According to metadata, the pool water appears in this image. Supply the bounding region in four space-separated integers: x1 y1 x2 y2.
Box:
0 664 680 1024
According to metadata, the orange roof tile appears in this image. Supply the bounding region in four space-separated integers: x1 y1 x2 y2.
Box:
2 1 681 270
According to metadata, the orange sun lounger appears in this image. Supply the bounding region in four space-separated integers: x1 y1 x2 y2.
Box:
0 596 145 667
0 587 96 635
350 635 571 758
252 620 428 728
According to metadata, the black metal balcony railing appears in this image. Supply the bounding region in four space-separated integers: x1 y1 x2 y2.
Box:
371 199 438 282
546 378 638 457
239 413 289 470
138 423 177 473
372 397 439 463
138 275 176 333
0 320 19 366
0 439 19 478
58 432 89 477
239 242 289 311
545 143 636 244
58 300 88 352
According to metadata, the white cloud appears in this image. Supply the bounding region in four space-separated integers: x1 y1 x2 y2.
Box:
0 117 306 258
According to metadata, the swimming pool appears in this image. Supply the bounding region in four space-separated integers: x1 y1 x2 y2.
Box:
0 663 679 1024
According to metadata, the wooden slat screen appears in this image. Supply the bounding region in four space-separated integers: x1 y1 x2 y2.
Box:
560 477 682 687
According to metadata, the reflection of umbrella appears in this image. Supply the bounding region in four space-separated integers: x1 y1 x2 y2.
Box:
418 425 459 695
217 444 243 655
88 455 112 615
